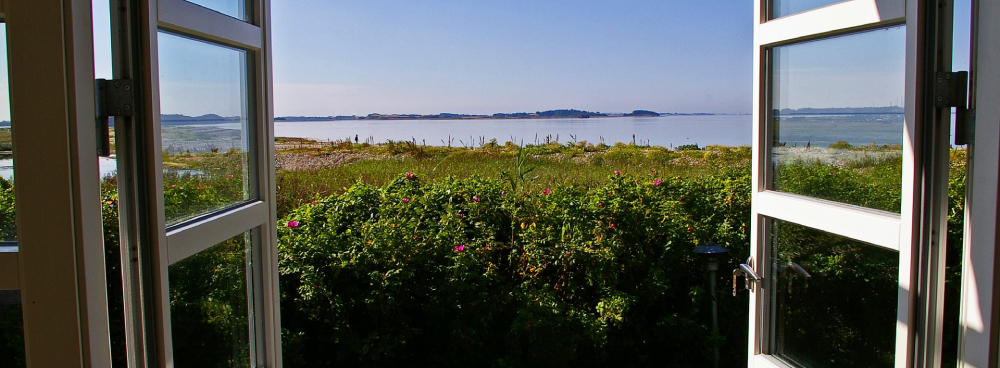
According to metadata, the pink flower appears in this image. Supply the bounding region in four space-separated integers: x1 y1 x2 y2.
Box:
543 189 551 195
650 170 656 175
286 221 299 228
455 244 466 252
653 179 661 186
226 174 234 179
402 198 410 203
456 213 463 218
614 170 621 176
473 196 480 202
406 172 414 179
501 191 506 195
311 201 317 205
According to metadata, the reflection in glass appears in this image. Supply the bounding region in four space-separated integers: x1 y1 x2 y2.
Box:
185 0 246 21
770 26 905 212
158 32 252 226
0 24 14 242
772 0 848 18
0 293 25 368
770 219 897 368
169 233 251 367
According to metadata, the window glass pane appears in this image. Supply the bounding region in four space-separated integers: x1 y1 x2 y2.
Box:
771 0 848 18
184 0 246 21
0 24 14 242
169 232 251 367
770 26 905 212
158 32 252 226
0 291 25 368
770 219 897 368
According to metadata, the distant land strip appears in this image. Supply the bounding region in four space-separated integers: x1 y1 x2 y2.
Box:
0 107 902 128
276 109 670 121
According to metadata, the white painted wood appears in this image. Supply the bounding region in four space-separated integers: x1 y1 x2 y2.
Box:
256 0 284 365
116 0 281 365
137 0 174 365
749 0 924 366
760 0 904 46
166 201 268 264
747 0 766 362
893 0 923 365
0 251 18 290
957 0 1000 365
755 191 902 250
158 0 262 50
6 0 111 366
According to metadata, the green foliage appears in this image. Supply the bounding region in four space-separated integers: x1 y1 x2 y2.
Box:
0 128 11 152
500 143 540 194
277 168 752 367
0 147 973 368
275 145 748 217
774 151 903 212
162 150 247 223
828 141 853 149
169 235 252 368
771 222 899 367
0 177 14 241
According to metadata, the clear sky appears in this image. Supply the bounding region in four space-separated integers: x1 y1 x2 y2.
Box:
0 0 977 121
270 0 755 116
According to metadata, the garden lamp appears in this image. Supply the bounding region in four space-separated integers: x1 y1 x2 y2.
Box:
693 241 729 368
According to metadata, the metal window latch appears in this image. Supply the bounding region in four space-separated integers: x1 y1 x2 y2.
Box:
95 79 135 157
934 71 975 146
733 257 762 296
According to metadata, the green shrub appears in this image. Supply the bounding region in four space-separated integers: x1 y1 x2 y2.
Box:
277 169 753 367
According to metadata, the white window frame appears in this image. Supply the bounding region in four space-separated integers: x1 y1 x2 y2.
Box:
957 0 1000 366
110 0 280 366
0 0 114 367
747 0 954 367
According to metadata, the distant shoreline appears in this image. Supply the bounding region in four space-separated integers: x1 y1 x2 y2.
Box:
274 113 731 122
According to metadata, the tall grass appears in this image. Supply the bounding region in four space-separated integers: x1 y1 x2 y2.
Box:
0 128 11 153
275 143 750 216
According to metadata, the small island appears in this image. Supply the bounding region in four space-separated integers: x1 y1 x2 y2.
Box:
162 108 736 124
273 108 681 122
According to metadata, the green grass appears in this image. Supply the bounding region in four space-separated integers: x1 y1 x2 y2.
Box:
0 128 11 153
274 142 750 216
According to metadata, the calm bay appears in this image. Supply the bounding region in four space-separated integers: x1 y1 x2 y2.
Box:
274 115 752 147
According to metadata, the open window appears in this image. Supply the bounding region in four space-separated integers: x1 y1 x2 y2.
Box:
108 0 280 365
747 0 955 366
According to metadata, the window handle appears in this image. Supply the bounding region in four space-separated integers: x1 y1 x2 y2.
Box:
733 258 762 296
776 262 811 278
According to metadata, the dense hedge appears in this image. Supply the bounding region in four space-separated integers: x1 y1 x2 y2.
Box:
0 148 970 368
277 169 752 367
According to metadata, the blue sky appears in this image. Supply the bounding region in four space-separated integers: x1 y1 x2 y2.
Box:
271 0 754 116
0 0 977 120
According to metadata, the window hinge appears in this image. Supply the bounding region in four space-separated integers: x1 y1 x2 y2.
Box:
934 71 975 145
94 78 135 156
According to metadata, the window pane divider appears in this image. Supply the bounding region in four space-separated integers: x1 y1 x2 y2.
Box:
166 200 268 264
760 0 904 46
756 190 901 251
0 250 18 289
158 0 262 51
